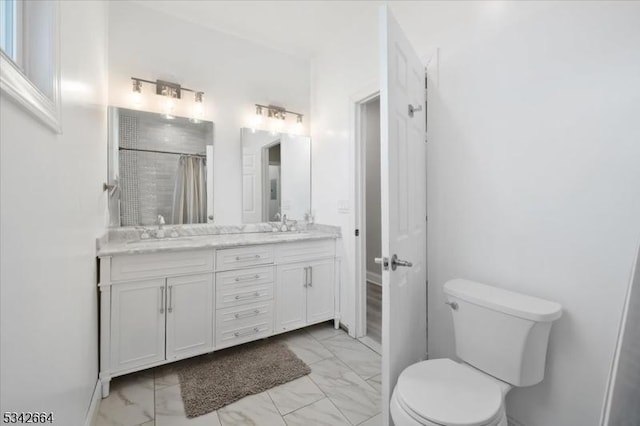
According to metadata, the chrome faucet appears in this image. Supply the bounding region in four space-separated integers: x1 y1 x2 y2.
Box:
280 214 290 232
155 215 166 238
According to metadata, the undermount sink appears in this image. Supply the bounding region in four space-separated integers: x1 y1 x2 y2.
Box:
126 237 193 245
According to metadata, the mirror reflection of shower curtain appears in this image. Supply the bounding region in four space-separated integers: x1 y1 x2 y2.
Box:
172 155 207 224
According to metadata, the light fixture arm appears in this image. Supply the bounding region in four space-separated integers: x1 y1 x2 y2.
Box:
131 77 204 101
254 103 303 123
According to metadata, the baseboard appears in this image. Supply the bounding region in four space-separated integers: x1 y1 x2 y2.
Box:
84 379 101 426
366 271 382 286
358 335 382 355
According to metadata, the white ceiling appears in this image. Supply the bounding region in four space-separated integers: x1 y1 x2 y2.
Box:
133 0 382 59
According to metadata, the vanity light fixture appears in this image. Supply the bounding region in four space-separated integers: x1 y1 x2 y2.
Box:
130 77 205 120
254 103 304 133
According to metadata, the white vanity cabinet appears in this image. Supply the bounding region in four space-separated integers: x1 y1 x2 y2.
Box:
275 254 335 332
99 249 216 397
214 248 276 349
165 274 214 361
98 237 341 398
109 274 214 373
110 278 167 372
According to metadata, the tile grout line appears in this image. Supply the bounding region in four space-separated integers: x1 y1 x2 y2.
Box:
305 370 356 426
313 331 381 383
306 334 382 423
274 388 327 419
263 389 288 425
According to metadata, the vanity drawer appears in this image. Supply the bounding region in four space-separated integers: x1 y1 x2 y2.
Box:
215 266 275 290
275 240 335 264
215 317 273 349
111 250 214 282
215 245 274 271
216 281 274 309
216 300 273 335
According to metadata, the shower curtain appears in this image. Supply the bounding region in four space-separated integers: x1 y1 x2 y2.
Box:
171 155 207 224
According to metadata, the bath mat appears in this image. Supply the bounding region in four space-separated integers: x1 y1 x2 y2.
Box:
175 339 310 418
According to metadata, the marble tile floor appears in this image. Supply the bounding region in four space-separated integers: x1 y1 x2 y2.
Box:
96 322 381 426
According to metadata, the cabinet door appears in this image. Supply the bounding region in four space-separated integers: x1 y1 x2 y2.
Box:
111 279 166 372
166 274 214 361
306 259 335 324
275 263 307 332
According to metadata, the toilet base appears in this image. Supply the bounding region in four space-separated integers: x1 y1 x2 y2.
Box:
390 387 508 426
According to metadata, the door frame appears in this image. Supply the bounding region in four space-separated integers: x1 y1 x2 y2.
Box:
351 50 438 343
352 83 380 340
261 139 281 221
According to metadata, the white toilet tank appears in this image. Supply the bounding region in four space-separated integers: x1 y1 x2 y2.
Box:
444 279 562 387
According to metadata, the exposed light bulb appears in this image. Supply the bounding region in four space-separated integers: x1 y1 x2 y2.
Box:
131 79 143 107
292 114 304 134
274 116 285 132
191 92 204 123
252 105 263 128
164 97 175 120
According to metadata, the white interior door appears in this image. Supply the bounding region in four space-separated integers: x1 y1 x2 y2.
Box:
379 5 427 425
242 145 262 223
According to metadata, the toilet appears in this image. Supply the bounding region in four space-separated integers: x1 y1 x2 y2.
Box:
391 279 563 426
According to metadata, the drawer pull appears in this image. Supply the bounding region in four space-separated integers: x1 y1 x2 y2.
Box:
235 292 260 300
235 274 260 282
235 254 261 261
234 309 261 319
234 327 260 338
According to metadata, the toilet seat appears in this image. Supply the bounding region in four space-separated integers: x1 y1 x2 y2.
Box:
394 358 504 426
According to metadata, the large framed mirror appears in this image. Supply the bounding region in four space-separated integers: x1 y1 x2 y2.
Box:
241 128 311 223
107 107 214 227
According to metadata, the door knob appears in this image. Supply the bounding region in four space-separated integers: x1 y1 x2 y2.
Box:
374 257 389 271
390 254 412 271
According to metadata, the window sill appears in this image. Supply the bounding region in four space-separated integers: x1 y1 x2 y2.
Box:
0 49 61 134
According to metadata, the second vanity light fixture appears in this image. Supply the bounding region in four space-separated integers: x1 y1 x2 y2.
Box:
131 77 205 122
254 104 304 134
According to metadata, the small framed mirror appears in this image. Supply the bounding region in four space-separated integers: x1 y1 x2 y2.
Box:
107 107 214 227
241 128 311 223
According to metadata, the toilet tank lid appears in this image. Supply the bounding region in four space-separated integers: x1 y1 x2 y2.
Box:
444 279 562 322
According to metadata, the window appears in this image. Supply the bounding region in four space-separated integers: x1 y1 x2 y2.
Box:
0 0 60 133
0 0 19 61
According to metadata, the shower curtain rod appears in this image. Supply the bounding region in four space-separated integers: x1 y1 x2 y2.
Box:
119 147 206 158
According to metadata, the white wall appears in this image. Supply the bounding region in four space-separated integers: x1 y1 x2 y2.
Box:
108 2 311 225
310 2 640 425
310 7 379 331
0 1 108 424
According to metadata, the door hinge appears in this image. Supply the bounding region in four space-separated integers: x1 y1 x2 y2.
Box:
355 229 360 237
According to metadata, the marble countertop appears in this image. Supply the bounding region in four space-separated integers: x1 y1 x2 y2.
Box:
97 227 340 257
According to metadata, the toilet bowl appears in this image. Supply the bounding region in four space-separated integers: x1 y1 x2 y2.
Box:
390 359 510 426
391 279 562 426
